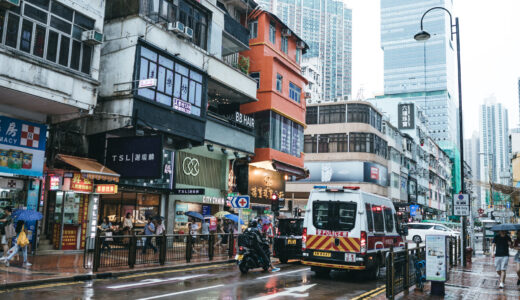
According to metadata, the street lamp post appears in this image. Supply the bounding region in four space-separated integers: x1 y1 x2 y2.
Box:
414 7 467 267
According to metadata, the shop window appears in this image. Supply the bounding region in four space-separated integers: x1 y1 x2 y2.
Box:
0 1 96 75
289 82 301 103
100 192 160 227
269 21 276 44
137 44 205 117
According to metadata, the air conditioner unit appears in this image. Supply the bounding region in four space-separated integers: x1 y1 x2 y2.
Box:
296 41 305 49
167 21 185 35
0 0 20 8
305 92 312 98
81 30 103 45
281 29 291 36
184 27 194 39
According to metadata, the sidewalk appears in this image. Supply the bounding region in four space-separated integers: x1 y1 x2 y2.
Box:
375 255 520 299
0 252 233 289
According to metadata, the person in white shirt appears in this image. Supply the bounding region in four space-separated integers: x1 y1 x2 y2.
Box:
123 213 133 231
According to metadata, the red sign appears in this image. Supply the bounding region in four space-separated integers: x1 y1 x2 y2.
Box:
209 217 217 231
370 167 379 180
50 176 61 190
61 225 78 250
317 230 349 237
95 184 118 194
71 173 93 193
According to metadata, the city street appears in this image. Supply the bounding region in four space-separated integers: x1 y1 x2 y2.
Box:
0 262 384 299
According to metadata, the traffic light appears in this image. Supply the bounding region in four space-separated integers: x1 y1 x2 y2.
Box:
271 193 279 212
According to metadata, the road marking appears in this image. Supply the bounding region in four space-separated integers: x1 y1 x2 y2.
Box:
366 288 385 299
249 284 316 300
350 285 386 300
256 268 311 280
136 284 225 300
118 263 235 279
106 274 207 290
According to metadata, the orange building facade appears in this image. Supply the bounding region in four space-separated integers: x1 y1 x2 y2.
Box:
240 10 309 180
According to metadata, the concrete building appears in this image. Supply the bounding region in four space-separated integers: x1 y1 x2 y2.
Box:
0 0 107 250
479 98 510 209
256 0 352 101
301 56 322 104
464 132 481 210
380 0 458 148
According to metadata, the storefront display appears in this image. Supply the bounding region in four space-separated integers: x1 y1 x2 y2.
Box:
51 192 89 250
99 192 161 228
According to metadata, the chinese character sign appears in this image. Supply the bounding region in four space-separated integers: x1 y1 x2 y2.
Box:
71 173 93 193
398 103 415 129
95 184 118 194
0 116 47 177
106 136 163 179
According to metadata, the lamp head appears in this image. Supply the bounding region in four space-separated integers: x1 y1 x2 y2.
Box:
414 30 431 41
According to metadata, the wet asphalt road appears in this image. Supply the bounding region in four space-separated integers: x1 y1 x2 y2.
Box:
2 262 385 299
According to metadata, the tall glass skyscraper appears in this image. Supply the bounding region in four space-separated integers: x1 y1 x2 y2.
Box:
380 0 457 145
256 0 352 101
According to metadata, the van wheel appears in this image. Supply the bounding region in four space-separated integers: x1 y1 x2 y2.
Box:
311 266 330 277
412 235 422 244
279 257 288 264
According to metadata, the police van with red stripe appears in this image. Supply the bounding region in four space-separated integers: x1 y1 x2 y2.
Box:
302 186 406 278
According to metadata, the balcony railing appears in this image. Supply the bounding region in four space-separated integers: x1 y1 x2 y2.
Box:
224 14 249 47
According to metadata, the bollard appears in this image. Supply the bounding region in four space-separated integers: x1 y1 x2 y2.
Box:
93 235 101 272
159 233 167 265
228 234 235 258
448 239 453 268
404 243 410 292
208 234 214 260
128 234 137 268
186 234 193 263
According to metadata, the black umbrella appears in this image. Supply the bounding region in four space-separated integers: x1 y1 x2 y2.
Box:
490 224 520 231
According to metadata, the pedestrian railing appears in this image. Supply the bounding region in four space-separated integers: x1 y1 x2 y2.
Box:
83 233 238 271
386 238 461 299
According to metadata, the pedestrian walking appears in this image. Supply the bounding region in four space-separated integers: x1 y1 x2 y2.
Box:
492 230 512 288
513 231 520 285
154 218 165 249
0 207 12 256
98 217 113 253
201 219 210 241
0 220 31 267
142 217 157 254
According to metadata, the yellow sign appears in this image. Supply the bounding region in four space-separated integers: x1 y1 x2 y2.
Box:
313 251 331 257
287 239 296 245
95 184 118 194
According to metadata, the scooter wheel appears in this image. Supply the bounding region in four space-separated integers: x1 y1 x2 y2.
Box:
239 263 249 274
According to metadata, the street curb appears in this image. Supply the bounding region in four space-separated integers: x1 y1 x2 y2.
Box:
0 259 236 291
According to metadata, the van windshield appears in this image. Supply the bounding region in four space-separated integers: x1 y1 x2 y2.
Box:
312 201 357 231
278 219 303 236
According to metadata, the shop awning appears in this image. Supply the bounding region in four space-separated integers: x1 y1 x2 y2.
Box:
57 154 120 182
272 160 309 180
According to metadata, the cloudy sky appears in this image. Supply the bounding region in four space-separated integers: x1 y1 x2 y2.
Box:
347 0 520 137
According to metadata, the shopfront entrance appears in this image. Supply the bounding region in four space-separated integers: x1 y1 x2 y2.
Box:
99 191 161 231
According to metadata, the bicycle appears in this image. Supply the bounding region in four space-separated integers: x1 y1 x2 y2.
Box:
411 254 426 290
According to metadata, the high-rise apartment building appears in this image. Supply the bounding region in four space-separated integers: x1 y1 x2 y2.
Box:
380 0 457 145
479 98 510 207
464 132 481 209
256 0 352 101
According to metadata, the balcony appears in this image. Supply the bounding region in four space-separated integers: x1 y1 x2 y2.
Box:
222 13 249 56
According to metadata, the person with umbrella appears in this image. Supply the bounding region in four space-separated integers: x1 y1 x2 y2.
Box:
492 229 513 289
0 207 13 256
0 220 31 267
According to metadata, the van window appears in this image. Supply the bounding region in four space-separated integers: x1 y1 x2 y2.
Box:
434 225 448 231
278 219 303 236
372 206 385 232
365 203 374 232
384 207 394 233
408 224 432 230
312 201 357 231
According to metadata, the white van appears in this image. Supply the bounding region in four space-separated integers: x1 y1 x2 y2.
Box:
302 186 406 277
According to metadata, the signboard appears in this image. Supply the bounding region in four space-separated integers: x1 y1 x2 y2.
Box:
95 184 118 194
410 205 420 217
173 98 192 114
138 78 157 88
209 216 217 231
492 211 514 217
248 166 285 204
453 194 470 216
202 205 211 216
50 176 61 191
398 103 415 129
300 161 388 187
226 112 255 129
106 136 163 179
175 203 189 223
176 151 223 189
71 173 93 193
61 225 78 250
425 235 448 282
0 116 47 177
202 196 225 205
231 196 250 209
26 179 39 245
173 188 204 195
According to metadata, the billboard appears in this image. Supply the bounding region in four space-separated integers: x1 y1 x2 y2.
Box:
299 161 388 186
106 136 163 179
398 103 415 129
0 116 47 177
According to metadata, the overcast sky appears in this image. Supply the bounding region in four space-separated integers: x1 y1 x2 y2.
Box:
347 0 520 137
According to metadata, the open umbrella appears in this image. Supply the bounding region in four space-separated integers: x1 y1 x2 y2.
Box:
13 209 42 222
490 224 520 231
214 211 230 218
224 214 244 225
185 211 204 220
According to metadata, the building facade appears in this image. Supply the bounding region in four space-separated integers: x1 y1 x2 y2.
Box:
380 0 458 146
301 56 322 104
464 132 481 211
256 0 352 101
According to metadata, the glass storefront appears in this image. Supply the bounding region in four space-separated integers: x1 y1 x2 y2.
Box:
99 192 161 229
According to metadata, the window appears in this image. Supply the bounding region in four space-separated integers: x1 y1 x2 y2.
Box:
0 1 96 75
319 105 345 124
281 35 288 53
347 104 370 123
250 72 260 89
276 74 283 92
306 106 318 124
248 21 257 39
304 135 317 153
137 45 205 117
254 111 303 157
296 49 301 64
349 132 371 153
289 82 301 103
312 201 357 231
269 21 276 44
317 134 348 153
372 206 385 232
384 207 394 233
318 135 329 153
365 204 374 232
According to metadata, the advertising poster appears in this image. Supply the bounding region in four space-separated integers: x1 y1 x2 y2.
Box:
106 136 163 179
175 203 188 223
425 235 448 282
300 161 388 186
0 116 47 177
26 179 40 245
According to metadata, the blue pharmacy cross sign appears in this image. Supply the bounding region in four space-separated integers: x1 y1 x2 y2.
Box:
231 196 250 209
